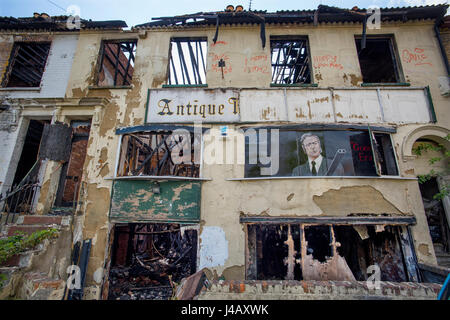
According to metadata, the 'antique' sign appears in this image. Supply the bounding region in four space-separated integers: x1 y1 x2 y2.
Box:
146 89 240 123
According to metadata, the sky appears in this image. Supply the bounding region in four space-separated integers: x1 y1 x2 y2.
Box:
0 0 447 27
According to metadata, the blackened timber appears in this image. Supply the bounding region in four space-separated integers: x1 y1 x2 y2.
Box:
122 42 135 85
176 40 191 85
240 215 416 225
38 123 72 161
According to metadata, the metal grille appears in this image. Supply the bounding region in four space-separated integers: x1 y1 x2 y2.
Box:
98 40 136 86
0 160 41 225
270 38 311 85
168 38 207 85
2 42 51 87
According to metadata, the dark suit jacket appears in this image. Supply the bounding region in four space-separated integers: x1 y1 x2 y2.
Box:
291 157 344 176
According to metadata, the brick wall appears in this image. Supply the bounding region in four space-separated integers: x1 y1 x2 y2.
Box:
197 280 442 300
440 26 450 70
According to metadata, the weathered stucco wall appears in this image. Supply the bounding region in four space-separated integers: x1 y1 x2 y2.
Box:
0 34 79 99
58 20 448 292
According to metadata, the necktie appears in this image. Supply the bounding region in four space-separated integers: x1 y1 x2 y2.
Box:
311 161 317 175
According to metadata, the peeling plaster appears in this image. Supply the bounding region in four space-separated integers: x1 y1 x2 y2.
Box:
313 185 404 215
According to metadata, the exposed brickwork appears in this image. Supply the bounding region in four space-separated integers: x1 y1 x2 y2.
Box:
197 280 442 300
440 27 450 67
62 124 90 203
19 272 65 299
7 225 50 236
2 254 21 267
22 216 62 225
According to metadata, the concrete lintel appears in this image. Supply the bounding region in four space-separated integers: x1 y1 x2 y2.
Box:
239 215 417 225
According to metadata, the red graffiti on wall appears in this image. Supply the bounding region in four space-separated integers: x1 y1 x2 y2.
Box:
243 55 269 74
210 41 228 47
313 55 343 70
209 53 232 74
402 48 432 66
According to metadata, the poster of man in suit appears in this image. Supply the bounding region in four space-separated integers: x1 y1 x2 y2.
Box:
291 132 345 176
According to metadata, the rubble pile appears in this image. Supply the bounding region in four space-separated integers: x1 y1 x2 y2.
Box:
107 224 197 300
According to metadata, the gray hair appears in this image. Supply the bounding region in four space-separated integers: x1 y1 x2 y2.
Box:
299 132 320 146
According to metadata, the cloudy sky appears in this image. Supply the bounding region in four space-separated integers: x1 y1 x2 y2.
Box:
0 0 447 27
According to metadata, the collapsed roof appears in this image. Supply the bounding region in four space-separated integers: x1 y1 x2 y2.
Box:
135 4 449 28
0 12 127 31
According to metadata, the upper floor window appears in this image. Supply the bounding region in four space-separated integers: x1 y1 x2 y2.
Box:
97 40 137 86
355 37 402 84
1 42 51 87
168 37 207 86
270 36 311 85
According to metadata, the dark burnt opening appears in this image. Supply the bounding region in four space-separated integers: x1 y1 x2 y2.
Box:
355 37 400 83
107 223 197 300
291 224 303 280
247 224 302 280
419 177 450 253
334 225 409 282
304 225 332 263
256 224 289 280
12 119 48 185
246 222 416 282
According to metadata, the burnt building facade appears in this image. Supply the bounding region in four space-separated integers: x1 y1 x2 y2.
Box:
0 5 449 300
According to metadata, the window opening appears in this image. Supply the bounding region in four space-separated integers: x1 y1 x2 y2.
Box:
355 37 400 83
168 38 207 85
97 40 137 86
270 37 311 84
2 42 51 87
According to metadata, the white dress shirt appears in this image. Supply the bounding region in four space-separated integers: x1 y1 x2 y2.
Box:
308 155 323 173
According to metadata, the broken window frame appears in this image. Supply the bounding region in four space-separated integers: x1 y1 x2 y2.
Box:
167 37 207 86
115 129 201 178
270 35 312 85
245 221 419 283
355 35 404 84
369 131 400 177
96 39 137 87
1 42 51 88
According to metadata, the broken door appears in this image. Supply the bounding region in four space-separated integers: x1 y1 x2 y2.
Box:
54 121 91 207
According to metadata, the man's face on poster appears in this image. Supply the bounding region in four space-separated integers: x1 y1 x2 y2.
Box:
302 135 322 160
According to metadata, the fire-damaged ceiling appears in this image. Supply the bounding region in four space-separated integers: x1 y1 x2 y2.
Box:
135 4 449 28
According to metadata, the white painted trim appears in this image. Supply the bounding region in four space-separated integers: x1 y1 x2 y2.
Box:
113 135 122 179
226 176 417 181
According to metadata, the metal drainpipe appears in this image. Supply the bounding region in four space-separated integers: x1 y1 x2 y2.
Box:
434 19 450 76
